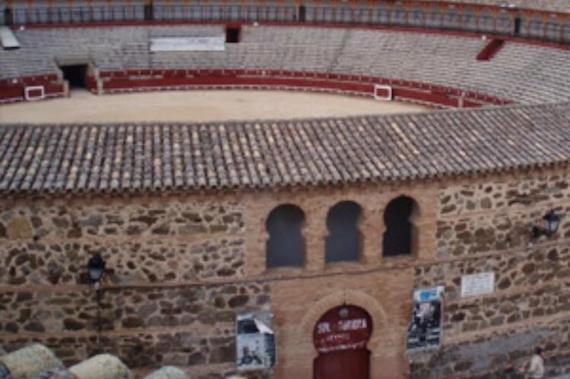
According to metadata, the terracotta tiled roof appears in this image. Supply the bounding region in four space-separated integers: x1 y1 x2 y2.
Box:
1 102 569 195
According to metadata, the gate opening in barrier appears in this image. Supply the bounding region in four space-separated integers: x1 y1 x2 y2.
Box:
60 64 88 89
374 84 392 101
298 5 307 22
226 25 241 43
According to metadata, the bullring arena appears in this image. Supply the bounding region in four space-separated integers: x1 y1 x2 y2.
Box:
1 1 570 379
0 90 428 123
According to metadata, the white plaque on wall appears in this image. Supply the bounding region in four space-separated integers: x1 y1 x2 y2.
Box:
461 272 495 298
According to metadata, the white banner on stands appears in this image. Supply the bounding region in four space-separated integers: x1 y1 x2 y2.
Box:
150 37 226 52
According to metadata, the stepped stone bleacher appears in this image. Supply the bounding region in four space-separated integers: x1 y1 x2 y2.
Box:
10 0 570 13
1 25 570 104
9 1 145 25
3 0 570 48
429 0 570 12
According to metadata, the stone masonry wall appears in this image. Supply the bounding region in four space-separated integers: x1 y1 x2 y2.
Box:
410 319 570 379
411 168 570 378
0 201 245 285
0 195 269 378
0 177 441 379
0 283 269 335
2 238 245 286
2 167 570 379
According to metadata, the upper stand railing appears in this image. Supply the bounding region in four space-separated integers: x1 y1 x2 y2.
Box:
2 1 569 45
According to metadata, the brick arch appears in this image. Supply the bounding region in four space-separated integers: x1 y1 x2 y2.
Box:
386 193 421 217
377 192 425 232
298 289 390 359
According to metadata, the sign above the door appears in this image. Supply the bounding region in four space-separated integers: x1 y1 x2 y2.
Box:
314 305 373 353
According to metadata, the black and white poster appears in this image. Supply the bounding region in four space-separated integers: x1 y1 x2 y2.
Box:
0 363 11 379
407 286 444 351
236 312 276 371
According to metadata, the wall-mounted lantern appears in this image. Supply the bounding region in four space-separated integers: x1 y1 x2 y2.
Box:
531 210 561 240
338 307 349 319
87 253 106 352
87 254 106 288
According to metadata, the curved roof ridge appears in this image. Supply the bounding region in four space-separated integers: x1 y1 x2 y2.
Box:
1 102 569 195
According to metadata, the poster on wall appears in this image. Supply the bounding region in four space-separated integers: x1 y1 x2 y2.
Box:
407 286 444 351
236 312 276 371
0 363 11 379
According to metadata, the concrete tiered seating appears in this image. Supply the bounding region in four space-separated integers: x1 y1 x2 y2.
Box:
1 25 570 104
437 0 570 12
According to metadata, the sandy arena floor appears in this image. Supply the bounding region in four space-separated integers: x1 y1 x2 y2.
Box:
0 90 430 124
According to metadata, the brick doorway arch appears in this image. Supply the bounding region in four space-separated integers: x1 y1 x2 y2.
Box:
313 305 372 379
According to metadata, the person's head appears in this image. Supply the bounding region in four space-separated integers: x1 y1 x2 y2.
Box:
535 347 544 356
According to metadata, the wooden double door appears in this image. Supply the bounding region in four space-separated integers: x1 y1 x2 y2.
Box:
313 305 372 379
314 349 370 379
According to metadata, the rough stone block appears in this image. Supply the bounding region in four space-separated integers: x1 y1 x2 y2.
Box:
0 344 62 379
143 366 189 379
69 354 131 379
30 367 78 379
6 217 33 239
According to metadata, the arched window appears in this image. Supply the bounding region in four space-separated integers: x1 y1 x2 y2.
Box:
383 196 418 257
325 201 362 263
266 204 305 268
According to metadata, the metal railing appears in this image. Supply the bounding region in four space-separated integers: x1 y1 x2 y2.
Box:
3 3 570 45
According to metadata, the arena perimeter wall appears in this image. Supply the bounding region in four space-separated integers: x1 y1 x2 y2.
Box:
0 69 510 108
2 167 570 378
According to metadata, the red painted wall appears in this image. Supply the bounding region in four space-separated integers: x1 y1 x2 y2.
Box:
0 69 511 108
98 69 511 108
0 75 65 103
